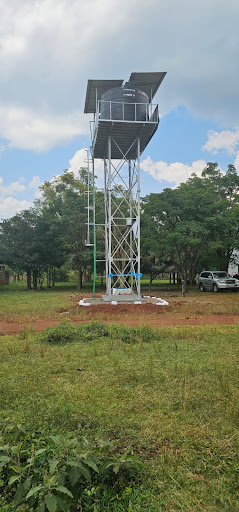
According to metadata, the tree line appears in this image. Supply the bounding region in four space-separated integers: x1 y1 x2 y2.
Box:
0 162 238 290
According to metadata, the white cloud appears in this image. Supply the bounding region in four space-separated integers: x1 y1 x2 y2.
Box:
0 144 5 158
141 156 207 188
0 0 238 151
29 176 42 189
203 129 239 154
0 148 101 219
234 152 239 171
203 128 239 171
68 149 88 175
68 149 104 181
0 176 26 195
29 175 43 199
0 175 41 218
0 197 32 219
0 105 88 151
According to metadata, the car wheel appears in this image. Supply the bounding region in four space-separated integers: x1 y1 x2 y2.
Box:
199 283 204 292
213 284 218 293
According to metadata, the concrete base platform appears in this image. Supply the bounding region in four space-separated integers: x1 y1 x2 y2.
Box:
79 295 169 307
102 293 145 303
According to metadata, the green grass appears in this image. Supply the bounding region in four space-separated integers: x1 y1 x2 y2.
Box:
0 278 182 325
2 279 238 329
1 322 239 511
0 281 78 322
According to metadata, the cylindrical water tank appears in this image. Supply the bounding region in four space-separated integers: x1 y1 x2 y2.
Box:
100 87 149 121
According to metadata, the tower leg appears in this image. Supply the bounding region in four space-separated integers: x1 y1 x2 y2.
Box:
102 136 142 302
137 137 141 299
104 157 109 295
105 136 112 299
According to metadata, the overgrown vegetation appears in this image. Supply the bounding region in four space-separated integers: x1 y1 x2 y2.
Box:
1 321 239 511
142 162 239 289
1 162 239 290
38 322 156 345
0 419 141 511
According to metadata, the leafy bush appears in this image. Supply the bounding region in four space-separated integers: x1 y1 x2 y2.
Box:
38 322 111 344
114 325 139 344
38 321 159 346
113 324 158 344
38 322 81 344
81 321 110 340
0 420 141 511
139 325 155 343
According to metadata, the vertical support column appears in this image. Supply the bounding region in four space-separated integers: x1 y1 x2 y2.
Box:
86 149 90 245
107 136 112 298
104 158 109 294
92 148 96 299
137 138 141 298
129 160 133 290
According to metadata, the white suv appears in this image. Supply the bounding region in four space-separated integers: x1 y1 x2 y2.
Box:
198 271 238 292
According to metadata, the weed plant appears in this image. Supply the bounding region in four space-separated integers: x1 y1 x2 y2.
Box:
0 322 239 510
0 419 141 511
38 322 159 345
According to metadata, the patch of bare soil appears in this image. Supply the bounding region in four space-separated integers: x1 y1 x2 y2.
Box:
0 320 58 335
0 293 238 335
74 303 239 328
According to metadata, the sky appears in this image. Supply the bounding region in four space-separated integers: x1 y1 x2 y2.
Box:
0 0 239 219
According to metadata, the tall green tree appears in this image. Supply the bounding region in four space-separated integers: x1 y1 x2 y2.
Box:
0 207 64 289
39 170 89 290
143 168 237 283
201 163 239 269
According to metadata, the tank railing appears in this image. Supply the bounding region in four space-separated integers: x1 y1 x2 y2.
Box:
149 104 159 123
97 100 158 123
91 102 159 148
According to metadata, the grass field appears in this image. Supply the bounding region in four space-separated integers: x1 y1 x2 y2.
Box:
0 283 239 511
0 279 239 329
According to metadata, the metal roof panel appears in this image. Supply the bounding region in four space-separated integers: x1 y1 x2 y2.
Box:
125 72 166 99
84 73 166 113
84 79 124 113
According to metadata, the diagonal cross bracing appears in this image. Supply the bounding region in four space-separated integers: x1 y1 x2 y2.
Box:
103 134 141 298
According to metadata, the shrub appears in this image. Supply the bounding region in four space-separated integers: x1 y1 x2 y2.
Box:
0 420 141 512
38 322 82 344
38 322 159 346
113 324 157 344
81 321 110 339
38 322 111 345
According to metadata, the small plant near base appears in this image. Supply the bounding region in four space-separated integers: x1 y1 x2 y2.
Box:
38 322 111 345
38 322 82 344
0 420 142 512
37 321 161 347
18 325 36 340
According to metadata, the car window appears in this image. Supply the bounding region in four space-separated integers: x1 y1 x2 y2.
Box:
213 272 228 278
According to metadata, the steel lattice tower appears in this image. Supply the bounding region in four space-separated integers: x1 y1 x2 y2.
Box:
84 72 166 301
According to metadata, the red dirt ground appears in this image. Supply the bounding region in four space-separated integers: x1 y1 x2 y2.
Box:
1 295 238 335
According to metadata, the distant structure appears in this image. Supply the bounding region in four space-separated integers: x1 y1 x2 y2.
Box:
228 250 239 275
84 72 166 301
0 264 9 284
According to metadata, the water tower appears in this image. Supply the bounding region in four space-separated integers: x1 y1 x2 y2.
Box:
84 72 166 302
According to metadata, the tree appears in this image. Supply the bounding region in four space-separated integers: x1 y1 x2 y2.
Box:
0 207 64 289
201 163 239 269
142 173 224 290
0 168 100 291
140 208 170 289
39 170 89 290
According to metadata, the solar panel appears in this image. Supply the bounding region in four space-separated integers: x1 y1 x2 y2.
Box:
84 79 123 113
125 72 166 100
84 73 166 113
